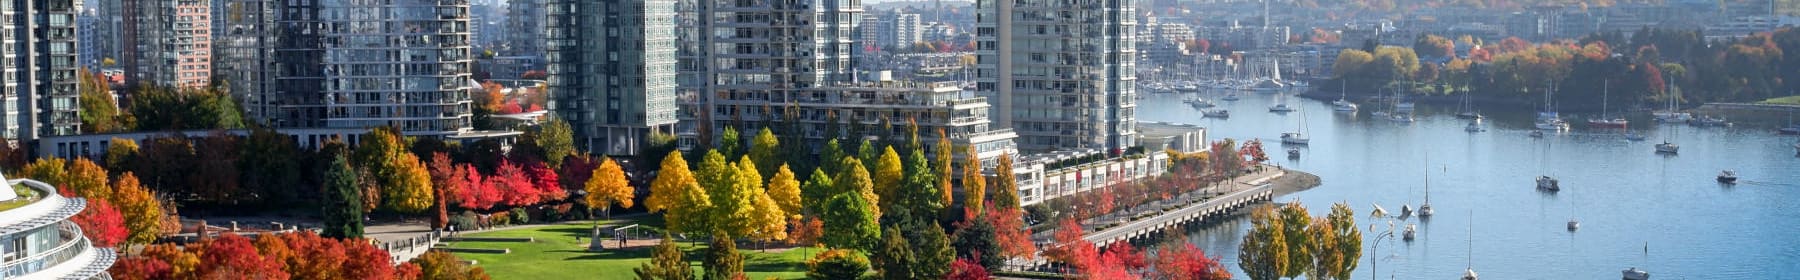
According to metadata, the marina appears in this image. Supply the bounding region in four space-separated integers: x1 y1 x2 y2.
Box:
1140 88 1800 279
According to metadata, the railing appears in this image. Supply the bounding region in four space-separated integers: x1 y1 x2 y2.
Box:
0 224 92 278
378 230 443 264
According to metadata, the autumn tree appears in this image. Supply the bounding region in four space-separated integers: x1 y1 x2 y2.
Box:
112 173 164 246
1238 205 1288 280
871 146 903 213
71 193 128 247
1316 203 1363 280
834 157 880 219
945 258 992 280
960 146 986 214
991 153 1018 210
427 153 462 229
413 251 492 280
934 129 954 208
384 153 434 213
749 127 781 176
585 157 634 219
65 158 112 201
646 151 710 234
718 127 741 159
1413 34 1456 58
1278 202 1313 278
703 231 745 280
105 138 140 170
322 154 364 238
741 157 789 242
79 69 123 133
535 117 575 168
767 164 802 217
21 158 69 187
635 235 695 280
695 151 755 237
1154 243 1230 280
807 249 871 280
456 164 501 210
820 191 880 251
197 234 290 279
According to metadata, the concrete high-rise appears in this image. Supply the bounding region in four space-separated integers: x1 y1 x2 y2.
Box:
975 0 1138 153
546 0 679 156
122 0 212 88
260 0 475 135
85 0 124 67
4 0 84 140
504 0 545 56
674 0 861 148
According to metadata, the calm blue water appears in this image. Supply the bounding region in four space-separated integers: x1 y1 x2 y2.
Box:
1138 89 1800 279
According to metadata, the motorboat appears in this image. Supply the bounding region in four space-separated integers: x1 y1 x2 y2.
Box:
1536 119 1571 131
1269 104 1296 113
1332 99 1359 111
1624 133 1647 141
1465 121 1485 132
1386 113 1414 123
1655 142 1679 154
1530 131 1545 138
1567 219 1580 232
1536 176 1560 192
1185 98 1215 108
1687 116 1731 127
1281 132 1309 145
1287 148 1301 159
1221 93 1241 101
1456 111 1484 120
1717 170 1738 184
1779 124 1800 135
1587 118 1629 128
1622 267 1650 280
1401 224 1417 241
1203 110 1230 118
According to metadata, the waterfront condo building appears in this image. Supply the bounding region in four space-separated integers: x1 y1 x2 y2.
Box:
504 0 545 57
214 0 276 122
0 174 116 279
248 0 475 135
673 0 861 149
545 0 680 156
4 0 83 141
122 0 213 88
975 0 1138 153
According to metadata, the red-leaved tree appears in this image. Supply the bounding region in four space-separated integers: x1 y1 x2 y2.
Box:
198 234 290 279
525 160 566 202
946 257 993 280
493 159 541 207
457 164 501 210
986 204 1036 259
1151 243 1231 280
64 189 126 248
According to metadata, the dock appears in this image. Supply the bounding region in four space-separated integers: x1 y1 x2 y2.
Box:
1084 170 1280 247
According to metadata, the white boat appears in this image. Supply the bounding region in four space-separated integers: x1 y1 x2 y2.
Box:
1281 106 1309 145
1332 80 1358 111
1386 113 1414 123
1287 148 1301 158
1536 176 1560 192
1401 223 1417 241
1399 204 1413 219
1586 81 1629 129
1203 109 1230 118
1624 133 1646 141
1654 79 1689 123
1462 269 1479 280
1536 85 1570 131
1717 170 1738 184
1418 165 1434 218
1455 87 1481 119
1535 119 1570 131
1184 98 1215 108
1655 142 1679 154
1687 115 1731 127
1269 104 1295 113
1622 267 1650 280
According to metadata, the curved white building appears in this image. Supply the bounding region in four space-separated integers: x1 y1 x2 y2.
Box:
0 174 116 279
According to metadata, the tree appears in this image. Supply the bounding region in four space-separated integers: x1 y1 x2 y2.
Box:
427 153 461 229
934 129 954 209
1238 205 1287 280
718 127 741 159
1277 202 1313 278
749 127 781 176
1318 203 1362 280
65 158 112 201
820 190 880 251
1333 49 1375 79
79 69 123 133
911 222 955 279
1155 242 1230 280
819 139 844 175
960 146 986 214
894 150 943 220
767 164 802 217
696 152 757 237
536 117 575 168
799 168 835 215
951 209 1002 270
807 249 870 280
872 146 903 213
833 157 880 219
241 128 304 205
112 173 164 246
105 138 140 170
197 234 289 279
384 153 434 213
322 155 364 238
703 232 745 280
21 158 69 187
413 251 492 280
493 159 542 207
646 151 710 234
744 160 789 242
456 164 502 210
585 157 634 219
635 235 695 280
71 194 128 248
945 258 991 280
790 216 825 247
991 153 1018 210
875 227 916 280
1413 34 1456 58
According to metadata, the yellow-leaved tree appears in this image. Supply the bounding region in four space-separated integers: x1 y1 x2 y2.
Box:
697 153 755 237
584 157 634 219
871 146 903 213
934 129 954 210
20 158 69 187
960 146 985 214
384 153 434 213
766 164 802 218
66 158 112 201
741 158 787 242
834 157 880 220
991 153 1018 210
113 172 164 247
646 151 710 234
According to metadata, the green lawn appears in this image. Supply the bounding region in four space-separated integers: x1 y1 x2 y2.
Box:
1760 95 1800 105
446 221 814 280
1 184 42 211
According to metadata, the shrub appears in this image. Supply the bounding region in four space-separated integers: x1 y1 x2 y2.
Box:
509 208 530 225
451 211 479 230
489 212 512 226
807 249 870 280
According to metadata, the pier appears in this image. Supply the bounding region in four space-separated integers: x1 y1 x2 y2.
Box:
1085 169 1280 247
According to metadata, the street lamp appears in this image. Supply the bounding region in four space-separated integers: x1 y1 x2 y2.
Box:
1369 222 1397 280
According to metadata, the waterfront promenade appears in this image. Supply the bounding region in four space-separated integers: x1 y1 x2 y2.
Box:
1082 167 1285 247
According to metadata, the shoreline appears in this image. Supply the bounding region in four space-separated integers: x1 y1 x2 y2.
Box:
1268 168 1322 198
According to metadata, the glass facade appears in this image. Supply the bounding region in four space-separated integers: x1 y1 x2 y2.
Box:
546 0 679 156
974 0 1136 153
270 0 474 135
0 181 114 279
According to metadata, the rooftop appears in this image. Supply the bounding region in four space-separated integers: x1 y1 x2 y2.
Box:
0 183 44 212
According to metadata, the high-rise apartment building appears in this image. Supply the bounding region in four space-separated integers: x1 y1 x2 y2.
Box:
674 0 861 148
4 0 83 140
258 0 475 135
504 0 545 56
975 0 1138 153
857 12 922 50
85 0 123 67
215 0 275 122
122 0 212 88
892 13 922 49
546 0 679 156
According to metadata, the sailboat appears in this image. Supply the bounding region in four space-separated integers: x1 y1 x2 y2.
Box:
1383 86 1415 123
1536 135 1560 192
1419 164 1436 218
1535 83 1570 131
1395 81 1416 112
1587 81 1628 128
1655 123 1679 154
1653 79 1691 123
1402 223 1417 241
1455 85 1482 119
1461 211 1479 280
1333 79 1359 112
1567 184 1580 232
1281 106 1309 145
1622 243 1651 280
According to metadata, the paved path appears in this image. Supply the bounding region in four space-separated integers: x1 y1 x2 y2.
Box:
366 215 650 264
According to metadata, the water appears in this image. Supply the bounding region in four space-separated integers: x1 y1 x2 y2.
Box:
1137 89 1800 279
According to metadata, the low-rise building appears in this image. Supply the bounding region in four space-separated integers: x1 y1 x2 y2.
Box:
1136 122 1207 154
0 174 116 279
1008 149 1170 206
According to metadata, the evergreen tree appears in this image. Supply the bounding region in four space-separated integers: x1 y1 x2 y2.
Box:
322 154 363 238
703 232 744 280
635 235 696 280
991 153 1019 210
910 222 955 279
895 150 943 220
875 227 916 280
821 192 879 251
819 139 844 175
951 216 1002 270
